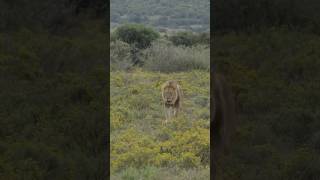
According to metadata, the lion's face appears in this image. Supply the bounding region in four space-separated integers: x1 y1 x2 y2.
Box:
163 87 177 104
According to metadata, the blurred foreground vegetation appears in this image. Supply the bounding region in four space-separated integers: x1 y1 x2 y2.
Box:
214 28 320 180
0 1 108 179
213 0 320 178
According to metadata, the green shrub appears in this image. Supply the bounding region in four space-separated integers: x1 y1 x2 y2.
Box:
115 24 160 49
111 128 158 172
142 41 209 72
110 40 132 71
168 31 210 47
169 31 197 47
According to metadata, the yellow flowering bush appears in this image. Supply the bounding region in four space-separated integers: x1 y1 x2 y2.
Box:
111 70 210 174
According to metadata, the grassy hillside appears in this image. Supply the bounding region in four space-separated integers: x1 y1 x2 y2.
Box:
110 69 210 179
110 0 209 32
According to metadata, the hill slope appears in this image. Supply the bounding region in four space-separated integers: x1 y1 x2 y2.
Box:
110 0 210 32
110 69 210 179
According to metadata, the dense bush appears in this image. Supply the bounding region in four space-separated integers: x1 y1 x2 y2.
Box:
169 31 196 47
110 40 132 71
168 31 210 47
142 41 210 72
110 26 210 73
115 24 160 49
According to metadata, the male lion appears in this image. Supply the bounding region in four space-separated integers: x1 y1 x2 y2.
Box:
161 80 183 124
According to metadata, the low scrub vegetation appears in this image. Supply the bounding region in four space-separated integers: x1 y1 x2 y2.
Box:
110 70 210 178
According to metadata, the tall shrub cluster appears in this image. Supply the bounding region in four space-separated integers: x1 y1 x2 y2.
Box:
111 24 210 73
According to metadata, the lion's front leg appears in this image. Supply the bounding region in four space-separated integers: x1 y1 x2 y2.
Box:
173 107 178 117
163 104 170 125
167 107 172 120
166 108 170 124
173 102 180 117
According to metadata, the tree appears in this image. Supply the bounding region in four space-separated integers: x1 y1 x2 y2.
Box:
115 24 160 49
169 31 196 47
